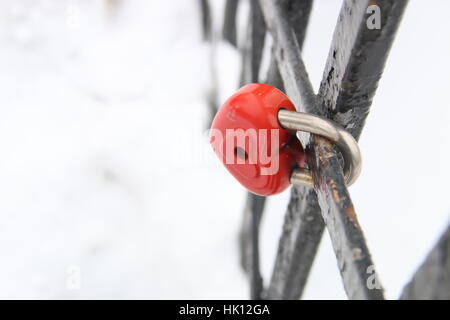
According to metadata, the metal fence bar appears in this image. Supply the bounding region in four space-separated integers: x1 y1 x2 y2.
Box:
310 137 385 300
260 0 407 299
400 225 450 300
317 0 408 139
310 0 407 299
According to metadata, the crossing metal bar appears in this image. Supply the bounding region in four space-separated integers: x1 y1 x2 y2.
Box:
311 0 407 300
400 225 450 300
260 0 408 299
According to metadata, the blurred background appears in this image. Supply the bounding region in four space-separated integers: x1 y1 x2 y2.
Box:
0 0 449 299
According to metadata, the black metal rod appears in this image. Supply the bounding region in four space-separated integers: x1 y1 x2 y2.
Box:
309 0 407 299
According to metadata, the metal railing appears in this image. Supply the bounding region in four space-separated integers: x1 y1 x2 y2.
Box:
200 0 450 300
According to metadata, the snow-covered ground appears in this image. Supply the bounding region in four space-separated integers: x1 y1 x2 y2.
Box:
0 0 449 299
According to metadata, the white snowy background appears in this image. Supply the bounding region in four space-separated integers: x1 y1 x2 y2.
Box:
0 0 448 299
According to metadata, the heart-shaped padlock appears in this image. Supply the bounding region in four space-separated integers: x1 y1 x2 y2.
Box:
210 83 305 196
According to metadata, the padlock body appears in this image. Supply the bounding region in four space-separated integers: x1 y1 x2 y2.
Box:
210 83 304 196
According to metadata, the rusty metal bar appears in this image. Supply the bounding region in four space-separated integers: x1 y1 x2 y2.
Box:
260 0 408 299
310 137 385 300
400 224 450 300
311 0 407 299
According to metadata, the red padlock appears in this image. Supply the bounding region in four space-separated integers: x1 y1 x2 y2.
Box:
210 83 305 196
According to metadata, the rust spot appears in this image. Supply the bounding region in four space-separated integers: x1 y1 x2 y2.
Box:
329 179 341 202
316 137 336 160
345 205 360 227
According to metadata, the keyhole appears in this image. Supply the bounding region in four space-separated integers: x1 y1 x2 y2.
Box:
234 147 248 160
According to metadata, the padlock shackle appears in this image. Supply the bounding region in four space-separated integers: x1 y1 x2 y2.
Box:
278 109 361 187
